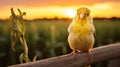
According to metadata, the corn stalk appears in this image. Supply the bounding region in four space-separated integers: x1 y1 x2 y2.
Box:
9 8 30 63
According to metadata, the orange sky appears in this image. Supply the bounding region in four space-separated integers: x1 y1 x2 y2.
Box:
0 0 120 19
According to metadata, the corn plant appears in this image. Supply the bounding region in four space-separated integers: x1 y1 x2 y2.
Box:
9 8 30 63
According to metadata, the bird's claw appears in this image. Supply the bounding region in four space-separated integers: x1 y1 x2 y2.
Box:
71 51 79 60
87 49 93 63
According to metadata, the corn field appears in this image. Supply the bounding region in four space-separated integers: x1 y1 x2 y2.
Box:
0 18 120 67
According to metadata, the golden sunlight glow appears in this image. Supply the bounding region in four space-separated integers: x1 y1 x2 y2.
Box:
90 2 120 18
0 2 120 19
64 9 76 18
93 3 111 9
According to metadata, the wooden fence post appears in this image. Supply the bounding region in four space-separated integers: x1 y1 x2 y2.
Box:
9 43 120 67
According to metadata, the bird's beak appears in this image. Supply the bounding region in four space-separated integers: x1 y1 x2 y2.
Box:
79 13 85 19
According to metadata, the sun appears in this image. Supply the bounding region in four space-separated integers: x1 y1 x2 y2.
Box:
64 9 76 18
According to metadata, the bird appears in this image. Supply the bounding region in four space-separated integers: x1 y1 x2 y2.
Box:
68 7 95 67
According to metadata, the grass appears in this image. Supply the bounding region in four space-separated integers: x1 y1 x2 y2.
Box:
0 18 120 67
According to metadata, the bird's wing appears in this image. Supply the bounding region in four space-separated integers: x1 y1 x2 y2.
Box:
68 18 76 33
89 16 96 36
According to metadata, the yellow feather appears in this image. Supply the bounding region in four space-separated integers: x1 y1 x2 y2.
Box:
68 7 95 67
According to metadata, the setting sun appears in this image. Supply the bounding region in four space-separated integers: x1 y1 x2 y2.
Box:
64 9 76 18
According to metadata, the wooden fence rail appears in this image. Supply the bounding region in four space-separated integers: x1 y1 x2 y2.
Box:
9 43 120 67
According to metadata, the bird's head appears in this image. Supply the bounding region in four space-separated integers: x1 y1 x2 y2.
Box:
76 7 90 19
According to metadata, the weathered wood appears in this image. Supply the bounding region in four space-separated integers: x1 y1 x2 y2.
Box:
9 43 120 67
108 58 120 67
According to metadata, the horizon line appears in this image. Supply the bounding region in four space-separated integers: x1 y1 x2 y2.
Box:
0 17 120 20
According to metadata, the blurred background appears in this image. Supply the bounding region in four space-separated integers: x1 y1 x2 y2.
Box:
0 0 120 67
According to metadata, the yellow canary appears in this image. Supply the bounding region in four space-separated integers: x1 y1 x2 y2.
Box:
68 7 95 67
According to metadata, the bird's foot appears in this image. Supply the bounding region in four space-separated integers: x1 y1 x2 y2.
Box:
71 51 79 60
87 49 93 64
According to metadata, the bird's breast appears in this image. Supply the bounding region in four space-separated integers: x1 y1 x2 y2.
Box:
72 23 92 37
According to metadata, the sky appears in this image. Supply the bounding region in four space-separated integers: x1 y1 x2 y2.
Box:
0 0 120 19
